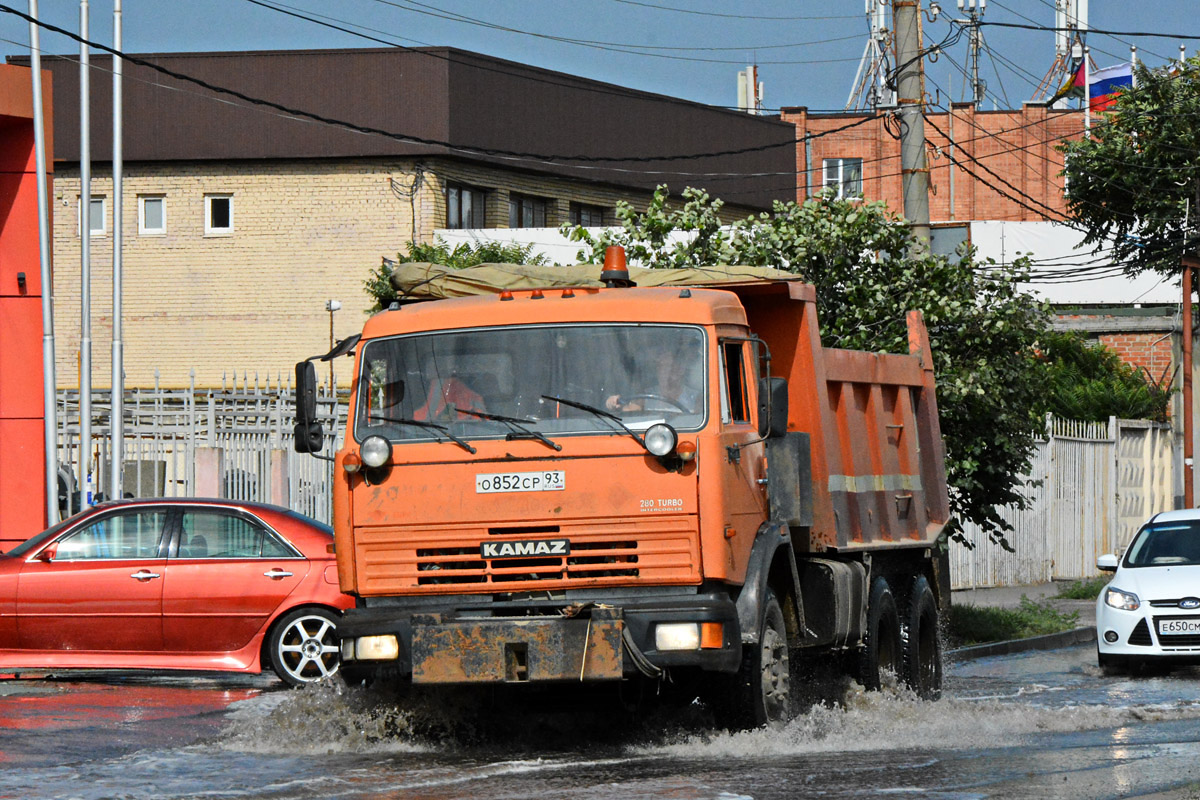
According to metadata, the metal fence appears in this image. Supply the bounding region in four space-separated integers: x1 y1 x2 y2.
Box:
57 371 347 523
57 387 1178 583
950 415 1176 590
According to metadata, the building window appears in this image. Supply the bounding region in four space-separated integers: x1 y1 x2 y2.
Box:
446 183 485 229
204 194 233 235
78 195 105 237
138 195 166 235
509 193 548 228
823 157 863 199
569 202 606 227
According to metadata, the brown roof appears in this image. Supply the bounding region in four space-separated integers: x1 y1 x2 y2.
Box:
9 47 796 210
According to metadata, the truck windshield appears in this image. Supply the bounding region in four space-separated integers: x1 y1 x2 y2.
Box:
355 324 706 443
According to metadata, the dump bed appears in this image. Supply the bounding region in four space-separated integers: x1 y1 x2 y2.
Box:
730 280 949 552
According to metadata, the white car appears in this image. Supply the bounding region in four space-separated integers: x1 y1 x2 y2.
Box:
1095 509 1200 674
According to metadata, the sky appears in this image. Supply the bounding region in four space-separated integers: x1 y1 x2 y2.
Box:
0 0 1196 115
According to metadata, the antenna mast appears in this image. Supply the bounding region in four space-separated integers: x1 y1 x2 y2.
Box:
846 0 895 111
1033 0 1089 104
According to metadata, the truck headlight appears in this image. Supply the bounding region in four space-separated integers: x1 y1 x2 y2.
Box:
354 634 400 661
644 424 678 457
360 435 391 468
1104 587 1140 611
655 622 700 651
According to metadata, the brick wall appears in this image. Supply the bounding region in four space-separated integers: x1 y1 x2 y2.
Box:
1096 332 1175 381
781 104 1086 222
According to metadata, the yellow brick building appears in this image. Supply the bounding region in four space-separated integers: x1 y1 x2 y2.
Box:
24 48 796 389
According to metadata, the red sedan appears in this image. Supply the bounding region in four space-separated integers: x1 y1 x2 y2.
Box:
0 499 354 686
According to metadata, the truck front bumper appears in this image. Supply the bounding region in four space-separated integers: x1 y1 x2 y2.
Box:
338 591 742 684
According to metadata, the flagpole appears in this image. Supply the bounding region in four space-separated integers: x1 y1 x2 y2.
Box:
1131 46 1138 89
1083 46 1091 133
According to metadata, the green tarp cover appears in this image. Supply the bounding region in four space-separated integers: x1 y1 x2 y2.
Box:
388 262 802 300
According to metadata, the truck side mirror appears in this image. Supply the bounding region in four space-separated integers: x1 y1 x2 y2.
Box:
758 377 788 439
294 360 324 453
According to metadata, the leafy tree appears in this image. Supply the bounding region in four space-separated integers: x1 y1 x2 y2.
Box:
1037 331 1173 423
1060 57 1200 277
567 186 1051 547
365 238 550 311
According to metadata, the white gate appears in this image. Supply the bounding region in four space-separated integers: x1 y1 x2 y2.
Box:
951 415 1175 589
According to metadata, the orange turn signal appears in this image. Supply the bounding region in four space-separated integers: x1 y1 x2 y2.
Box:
499 290 514 301
700 622 724 649
530 289 544 299
342 452 362 473
676 441 697 462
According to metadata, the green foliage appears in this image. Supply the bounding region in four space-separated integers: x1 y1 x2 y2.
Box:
1037 331 1173 423
563 186 738 269
1060 56 1200 277
566 185 1051 547
947 598 1079 646
1056 576 1110 600
365 238 550 312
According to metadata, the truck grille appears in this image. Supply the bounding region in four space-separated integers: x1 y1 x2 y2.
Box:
354 515 700 595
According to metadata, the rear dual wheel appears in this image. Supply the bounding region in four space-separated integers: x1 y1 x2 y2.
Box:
858 577 902 691
902 576 943 699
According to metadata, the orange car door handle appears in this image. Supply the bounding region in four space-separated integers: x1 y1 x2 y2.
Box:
130 570 160 581
263 569 294 580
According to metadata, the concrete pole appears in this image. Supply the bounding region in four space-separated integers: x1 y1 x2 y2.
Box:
79 0 92 509
1185 257 1196 507
894 0 931 247
110 0 123 501
29 0 59 525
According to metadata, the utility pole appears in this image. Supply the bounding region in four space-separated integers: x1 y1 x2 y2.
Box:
894 0 931 247
1185 256 1197 507
110 0 123 502
79 0 93 510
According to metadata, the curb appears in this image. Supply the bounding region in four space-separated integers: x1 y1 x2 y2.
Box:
948 626 1097 662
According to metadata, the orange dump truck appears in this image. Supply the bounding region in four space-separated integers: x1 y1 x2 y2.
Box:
295 249 950 728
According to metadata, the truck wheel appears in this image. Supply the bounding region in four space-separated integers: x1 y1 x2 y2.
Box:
711 589 791 730
902 575 942 699
858 577 901 691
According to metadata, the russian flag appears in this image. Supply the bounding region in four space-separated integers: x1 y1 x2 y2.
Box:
1090 63 1133 111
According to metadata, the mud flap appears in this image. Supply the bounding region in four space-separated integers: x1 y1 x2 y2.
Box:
410 608 625 684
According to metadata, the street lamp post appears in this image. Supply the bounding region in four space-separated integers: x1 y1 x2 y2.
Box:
325 299 341 392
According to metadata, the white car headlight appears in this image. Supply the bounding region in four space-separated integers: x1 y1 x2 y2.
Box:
360 435 391 468
1104 587 1140 611
644 423 678 457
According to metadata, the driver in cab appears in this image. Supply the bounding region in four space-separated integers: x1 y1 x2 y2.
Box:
606 344 699 415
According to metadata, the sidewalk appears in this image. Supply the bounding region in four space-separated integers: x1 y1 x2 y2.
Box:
948 580 1099 660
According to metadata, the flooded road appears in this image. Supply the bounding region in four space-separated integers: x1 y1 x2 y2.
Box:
3 644 1200 800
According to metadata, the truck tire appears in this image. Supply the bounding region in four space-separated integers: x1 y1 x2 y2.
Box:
858 577 902 691
711 588 791 730
902 575 943 699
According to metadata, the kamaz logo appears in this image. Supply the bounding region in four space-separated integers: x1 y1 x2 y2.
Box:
481 539 570 559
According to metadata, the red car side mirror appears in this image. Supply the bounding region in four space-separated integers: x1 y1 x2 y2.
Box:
35 543 57 563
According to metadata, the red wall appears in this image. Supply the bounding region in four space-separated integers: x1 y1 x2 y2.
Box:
0 64 52 550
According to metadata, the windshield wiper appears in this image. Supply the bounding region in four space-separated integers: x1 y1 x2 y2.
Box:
539 394 648 451
367 414 476 454
452 407 561 451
